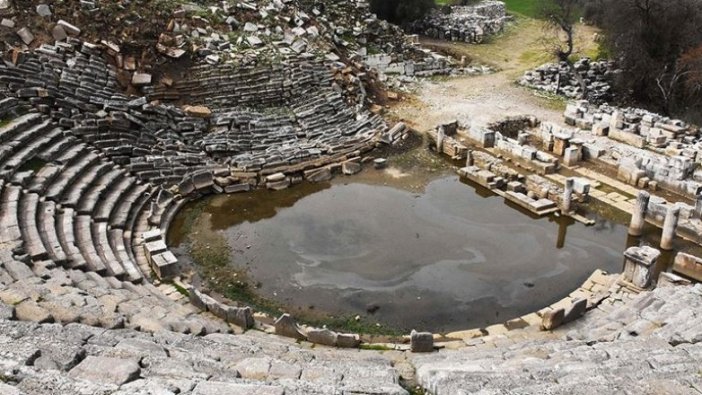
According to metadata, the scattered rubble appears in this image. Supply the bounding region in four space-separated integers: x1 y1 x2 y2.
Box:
520 58 617 103
563 100 702 197
411 1 508 44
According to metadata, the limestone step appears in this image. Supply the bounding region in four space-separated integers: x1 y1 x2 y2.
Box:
18 192 48 261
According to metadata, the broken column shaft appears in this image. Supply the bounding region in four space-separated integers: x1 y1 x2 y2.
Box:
436 126 445 154
562 178 574 213
628 190 650 237
660 204 680 250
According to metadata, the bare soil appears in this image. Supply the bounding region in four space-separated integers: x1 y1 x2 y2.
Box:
389 17 601 132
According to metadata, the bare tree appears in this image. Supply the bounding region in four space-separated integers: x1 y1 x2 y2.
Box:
592 0 702 118
539 0 587 98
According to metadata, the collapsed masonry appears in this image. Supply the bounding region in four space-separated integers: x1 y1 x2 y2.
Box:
411 1 508 44
364 48 491 81
2 0 472 112
564 100 702 198
520 58 617 104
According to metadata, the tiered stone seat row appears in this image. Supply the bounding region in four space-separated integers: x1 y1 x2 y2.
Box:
148 61 332 109
0 306 407 395
0 41 218 187
0 38 388 348
0 114 232 334
412 284 702 395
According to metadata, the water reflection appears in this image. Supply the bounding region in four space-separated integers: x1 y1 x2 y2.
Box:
172 175 697 332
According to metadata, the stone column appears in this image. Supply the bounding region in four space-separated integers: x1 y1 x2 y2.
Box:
628 190 650 237
436 126 445 154
660 204 680 250
562 178 574 213
622 246 660 289
695 193 702 219
466 150 474 167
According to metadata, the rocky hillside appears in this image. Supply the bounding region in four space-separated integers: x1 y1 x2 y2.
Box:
1 0 441 107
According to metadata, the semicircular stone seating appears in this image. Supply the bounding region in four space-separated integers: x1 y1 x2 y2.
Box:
0 39 386 336
0 37 420 394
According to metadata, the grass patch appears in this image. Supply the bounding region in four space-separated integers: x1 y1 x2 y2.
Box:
170 281 190 297
525 88 569 111
503 0 541 18
360 343 395 351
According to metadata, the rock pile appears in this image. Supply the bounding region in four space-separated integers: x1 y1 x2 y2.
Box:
520 58 616 104
0 0 473 109
411 1 508 44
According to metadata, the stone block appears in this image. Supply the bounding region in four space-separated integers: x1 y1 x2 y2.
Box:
266 173 286 182
304 167 332 182
440 120 459 136
36 4 51 17
274 314 306 340
226 306 255 329
342 160 362 175
373 158 387 169
193 382 284 395
673 252 702 282
573 178 590 195
132 73 152 87
563 146 580 166
189 288 208 311
623 246 660 289
307 328 338 346
69 356 140 386
410 330 434 353
16 27 34 45
144 239 167 256
151 251 178 279
178 178 195 196
563 298 587 323
337 333 361 348
225 183 251 193
658 272 692 287
192 171 214 190
183 105 212 118
57 20 81 35
142 229 162 242
541 308 564 330
266 179 291 190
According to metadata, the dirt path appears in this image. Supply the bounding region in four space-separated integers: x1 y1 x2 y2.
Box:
390 17 600 132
